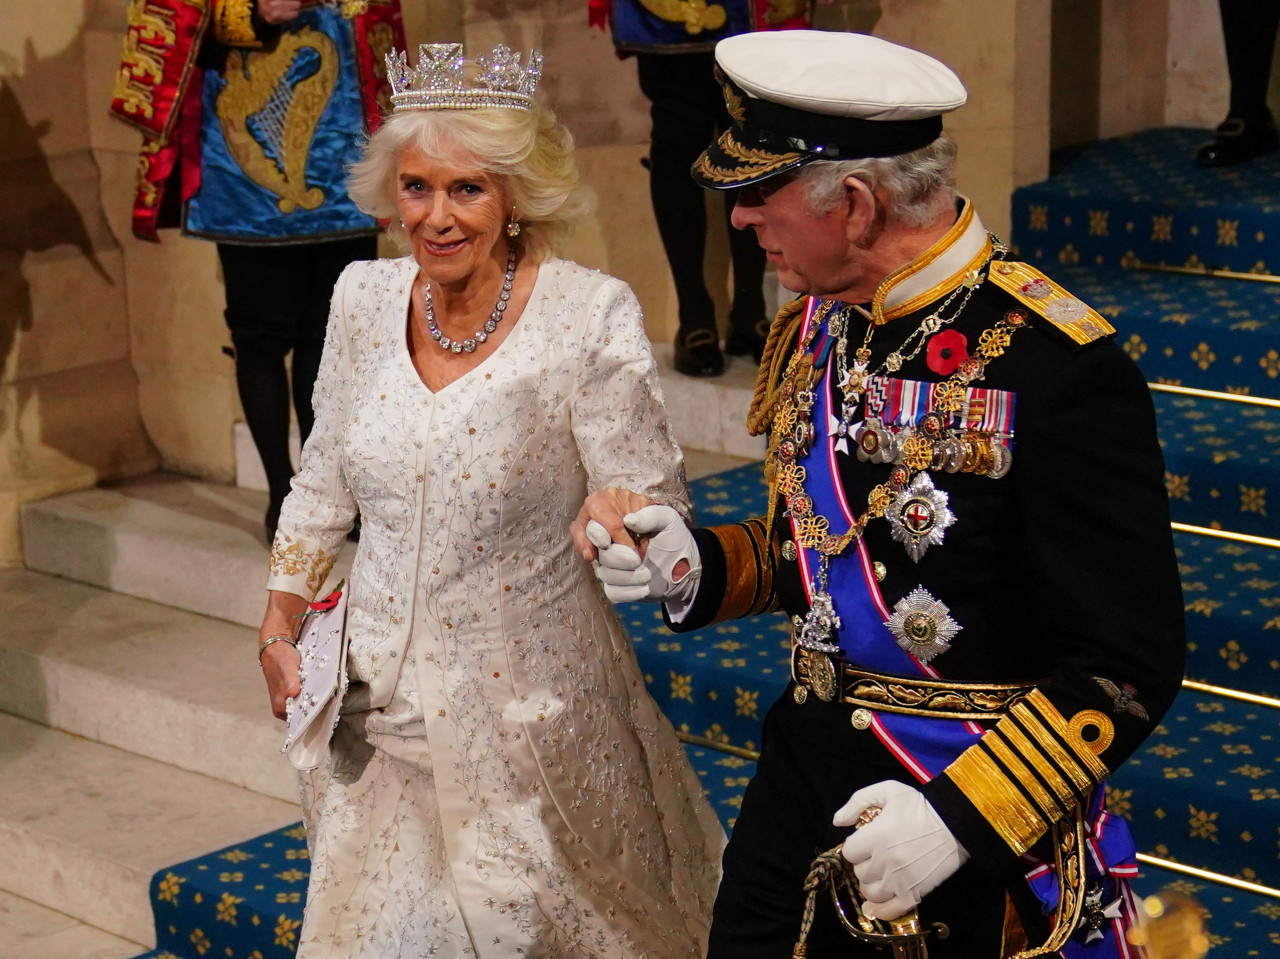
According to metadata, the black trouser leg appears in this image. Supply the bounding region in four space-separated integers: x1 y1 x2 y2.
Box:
1219 0 1280 123
218 236 375 535
220 243 296 511
636 51 722 334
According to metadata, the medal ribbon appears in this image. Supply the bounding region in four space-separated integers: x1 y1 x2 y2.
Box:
864 375 1017 437
1025 790 1143 959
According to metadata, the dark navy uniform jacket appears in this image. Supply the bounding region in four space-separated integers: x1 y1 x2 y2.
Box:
669 200 1185 942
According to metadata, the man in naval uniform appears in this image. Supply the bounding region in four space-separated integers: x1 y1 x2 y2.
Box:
572 30 1185 959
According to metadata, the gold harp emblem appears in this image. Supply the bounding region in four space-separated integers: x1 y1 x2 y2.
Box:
217 26 339 214
638 0 727 35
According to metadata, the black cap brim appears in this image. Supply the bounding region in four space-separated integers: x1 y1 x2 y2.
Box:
693 69 945 190
692 127 818 190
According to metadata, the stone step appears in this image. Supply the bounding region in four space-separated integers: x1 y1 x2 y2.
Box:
0 568 298 802
636 343 768 461
0 889 143 959
1055 264 1280 401
20 473 352 630
23 449 746 634
1011 127 1280 278
1175 532 1280 700
0 712 297 945
1109 686 1280 890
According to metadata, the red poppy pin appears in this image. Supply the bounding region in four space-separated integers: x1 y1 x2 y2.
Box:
309 580 345 613
926 330 969 376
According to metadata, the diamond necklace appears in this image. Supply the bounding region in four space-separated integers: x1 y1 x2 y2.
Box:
424 247 517 354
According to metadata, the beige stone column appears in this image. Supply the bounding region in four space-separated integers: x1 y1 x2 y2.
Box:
872 0 1052 242
0 0 160 566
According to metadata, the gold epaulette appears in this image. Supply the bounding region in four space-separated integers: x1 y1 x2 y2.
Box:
987 261 1114 348
746 297 807 437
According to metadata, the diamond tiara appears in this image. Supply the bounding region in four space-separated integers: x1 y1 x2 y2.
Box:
386 43 544 113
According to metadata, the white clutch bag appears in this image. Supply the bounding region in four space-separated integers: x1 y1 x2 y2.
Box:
282 583 350 771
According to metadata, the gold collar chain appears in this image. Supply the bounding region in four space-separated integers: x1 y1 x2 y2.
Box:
769 302 1028 560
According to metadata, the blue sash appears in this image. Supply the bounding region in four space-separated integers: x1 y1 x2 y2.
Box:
791 302 986 780
789 299 1140 954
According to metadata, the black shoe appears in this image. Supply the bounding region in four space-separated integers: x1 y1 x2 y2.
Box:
1195 115 1280 167
724 318 770 363
673 327 724 377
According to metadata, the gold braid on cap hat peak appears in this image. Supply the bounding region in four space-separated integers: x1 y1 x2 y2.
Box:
386 43 543 113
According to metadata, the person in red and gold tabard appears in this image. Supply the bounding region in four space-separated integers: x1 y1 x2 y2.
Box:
574 30 1186 959
110 0 403 541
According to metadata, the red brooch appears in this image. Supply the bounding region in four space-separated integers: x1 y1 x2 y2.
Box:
309 583 344 612
926 329 969 376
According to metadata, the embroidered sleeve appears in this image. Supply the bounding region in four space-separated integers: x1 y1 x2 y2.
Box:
666 516 780 633
922 341 1184 867
266 263 361 599
937 691 1111 856
704 518 780 622
570 277 691 518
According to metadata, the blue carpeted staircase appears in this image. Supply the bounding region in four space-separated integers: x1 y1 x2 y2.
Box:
130 126 1279 956
1008 125 1280 954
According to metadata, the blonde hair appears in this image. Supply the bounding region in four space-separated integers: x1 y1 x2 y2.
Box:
347 103 590 264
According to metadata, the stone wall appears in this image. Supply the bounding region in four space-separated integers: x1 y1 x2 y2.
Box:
0 0 159 565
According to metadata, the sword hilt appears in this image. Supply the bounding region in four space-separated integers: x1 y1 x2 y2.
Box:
854 805 930 958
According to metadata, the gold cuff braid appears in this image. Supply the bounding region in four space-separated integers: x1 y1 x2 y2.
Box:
707 518 778 623
943 689 1113 857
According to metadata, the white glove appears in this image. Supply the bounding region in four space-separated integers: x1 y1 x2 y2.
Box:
833 780 969 921
585 519 649 602
585 505 701 606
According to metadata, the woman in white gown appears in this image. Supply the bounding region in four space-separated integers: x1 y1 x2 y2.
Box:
255 43 725 958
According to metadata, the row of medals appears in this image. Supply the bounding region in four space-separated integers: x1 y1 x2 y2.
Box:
779 304 1026 704
848 412 1012 479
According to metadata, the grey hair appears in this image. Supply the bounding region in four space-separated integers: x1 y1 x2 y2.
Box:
795 133 959 228
346 103 591 264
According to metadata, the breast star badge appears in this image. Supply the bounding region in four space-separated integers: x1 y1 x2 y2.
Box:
884 586 962 663
885 471 956 562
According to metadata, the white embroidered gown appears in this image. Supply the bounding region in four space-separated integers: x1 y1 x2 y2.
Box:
267 256 725 958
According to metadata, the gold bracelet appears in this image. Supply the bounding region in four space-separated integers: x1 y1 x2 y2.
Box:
258 634 297 665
